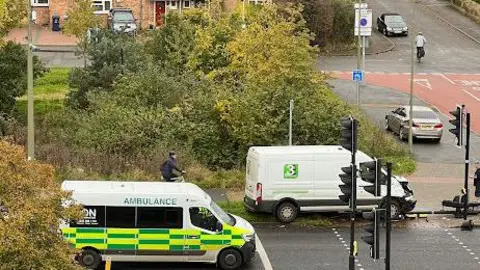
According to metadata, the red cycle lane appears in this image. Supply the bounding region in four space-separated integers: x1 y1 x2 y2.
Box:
332 72 480 134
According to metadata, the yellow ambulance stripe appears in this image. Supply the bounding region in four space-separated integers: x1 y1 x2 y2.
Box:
200 244 227 251
76 233 107 239
169 239 184 245
107 228 139 234
76 243 107 249
137 244 170 250
137 234 170 240
200 234 231 240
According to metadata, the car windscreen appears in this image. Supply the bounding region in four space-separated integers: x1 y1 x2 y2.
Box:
113 12 134 22
210 201 236 226
385 16 404 23
413 110 437 119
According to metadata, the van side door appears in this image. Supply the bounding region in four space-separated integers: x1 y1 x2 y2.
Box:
136 206 186 261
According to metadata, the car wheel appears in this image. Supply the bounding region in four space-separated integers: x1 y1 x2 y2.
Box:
383 28 388 36
77 249 102 269
385 118 390 131
218 248 243 270
390 200 402 219
434 138 441 143
276 202 298 223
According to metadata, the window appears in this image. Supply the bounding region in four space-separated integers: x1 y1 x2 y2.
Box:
189 207 219 232
106 206 135 228
32 0 49 6
92 0 112 13
184 0 191 8
71 206 106 227
137 207 183 228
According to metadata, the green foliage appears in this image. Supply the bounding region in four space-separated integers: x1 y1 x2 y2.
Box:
0 0 26 39
277 0 355 47
144 13 197 73
218 201 332 226
63 0 101 63
0 42 47 116
0 140 83 270
67 30 147 109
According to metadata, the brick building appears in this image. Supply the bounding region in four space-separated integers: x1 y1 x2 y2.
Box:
31 0 247 30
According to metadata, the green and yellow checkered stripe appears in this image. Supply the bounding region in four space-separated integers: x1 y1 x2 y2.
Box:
62 225 249 252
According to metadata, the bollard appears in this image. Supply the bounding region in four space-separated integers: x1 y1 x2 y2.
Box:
105 256 112 270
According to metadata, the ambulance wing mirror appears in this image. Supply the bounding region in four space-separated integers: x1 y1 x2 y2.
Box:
216 221 223 233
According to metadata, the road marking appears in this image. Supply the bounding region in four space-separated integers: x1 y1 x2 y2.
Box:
463 89 480 102
413 78 432 90
435 73 456 85
256 234 273 270
443 228 480 264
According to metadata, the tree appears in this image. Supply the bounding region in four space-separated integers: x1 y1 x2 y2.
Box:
67 30 147 109
63 0 102 67
0 0 26 40
0 140 83 270
0 42 47 116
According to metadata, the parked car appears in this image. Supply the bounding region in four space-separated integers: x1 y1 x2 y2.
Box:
377 13 408 36
108 8 137 36
385 106 443 142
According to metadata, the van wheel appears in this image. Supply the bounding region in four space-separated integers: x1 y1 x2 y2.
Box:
77 249 102 269
276 202 298 223
380 199 402 220
218 248 243 270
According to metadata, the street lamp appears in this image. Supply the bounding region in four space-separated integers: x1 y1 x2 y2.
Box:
408 0 416 154
27 0 35 161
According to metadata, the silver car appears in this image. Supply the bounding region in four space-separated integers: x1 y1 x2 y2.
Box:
385 106 443 142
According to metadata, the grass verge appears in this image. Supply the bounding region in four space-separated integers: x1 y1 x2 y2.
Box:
217 201 332 227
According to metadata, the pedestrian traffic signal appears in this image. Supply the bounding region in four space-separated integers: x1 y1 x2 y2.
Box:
360 158 385 196
449 105 463 147
362 209 380 260
339 165 354 203
340 116 358 153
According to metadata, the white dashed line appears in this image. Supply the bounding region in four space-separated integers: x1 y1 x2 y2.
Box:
443 227 480 265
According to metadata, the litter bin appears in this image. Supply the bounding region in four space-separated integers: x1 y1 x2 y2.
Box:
52 14 60 32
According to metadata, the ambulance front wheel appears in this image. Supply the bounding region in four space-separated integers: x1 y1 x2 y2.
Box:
218 248 243 270
77 248 102 269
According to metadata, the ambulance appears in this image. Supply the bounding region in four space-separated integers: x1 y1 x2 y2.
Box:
61 181 256 270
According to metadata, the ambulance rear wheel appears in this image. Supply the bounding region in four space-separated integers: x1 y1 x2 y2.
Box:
276 201 298 223
78 248 102 269
218 248 243 270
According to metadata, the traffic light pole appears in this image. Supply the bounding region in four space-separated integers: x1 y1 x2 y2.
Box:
463 113 471 220
349 119 358 270
385 162 392 270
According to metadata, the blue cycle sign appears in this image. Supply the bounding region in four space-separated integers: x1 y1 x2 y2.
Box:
352 70 364 82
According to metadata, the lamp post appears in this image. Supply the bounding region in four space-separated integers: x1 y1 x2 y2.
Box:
27 0 35 161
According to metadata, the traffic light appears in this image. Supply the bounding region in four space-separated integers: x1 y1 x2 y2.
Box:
340 116 357 153
339 165 354 203
362 209 380 260
449 105 463 147
359 158 385 196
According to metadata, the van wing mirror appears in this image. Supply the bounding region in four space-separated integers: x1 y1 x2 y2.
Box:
216 221 223 232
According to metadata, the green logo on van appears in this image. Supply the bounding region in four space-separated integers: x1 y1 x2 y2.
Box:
283 164 298 179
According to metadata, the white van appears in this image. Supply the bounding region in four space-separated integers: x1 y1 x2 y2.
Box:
243 146 416 222
61 181 256 270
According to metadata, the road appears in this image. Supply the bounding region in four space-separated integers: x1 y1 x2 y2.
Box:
108 219 480 270
319 0 480 164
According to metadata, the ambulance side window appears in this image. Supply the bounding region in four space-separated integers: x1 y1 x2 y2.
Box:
189 207 218 232
106 206 136 228
137 207 183 228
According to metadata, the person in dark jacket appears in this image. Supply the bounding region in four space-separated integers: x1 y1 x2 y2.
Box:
161 151 185 182
474 160 480 198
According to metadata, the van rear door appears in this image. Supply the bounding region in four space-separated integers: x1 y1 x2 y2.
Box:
245 156 259 201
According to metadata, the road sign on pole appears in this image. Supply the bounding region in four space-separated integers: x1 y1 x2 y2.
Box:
354 8 373 36
352 70 364 82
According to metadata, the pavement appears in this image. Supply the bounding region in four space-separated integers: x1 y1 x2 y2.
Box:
4 25 77 47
